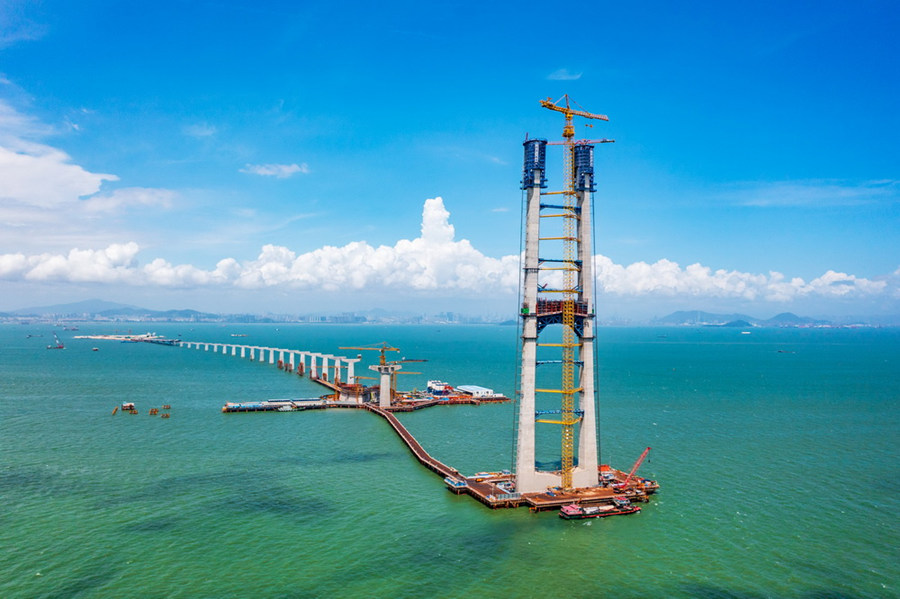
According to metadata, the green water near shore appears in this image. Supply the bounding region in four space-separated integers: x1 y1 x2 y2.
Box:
1 324 897 598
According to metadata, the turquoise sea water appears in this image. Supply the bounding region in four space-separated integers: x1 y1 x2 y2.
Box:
1 323 897 598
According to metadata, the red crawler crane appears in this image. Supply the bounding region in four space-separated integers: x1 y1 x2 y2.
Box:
623 447 651 486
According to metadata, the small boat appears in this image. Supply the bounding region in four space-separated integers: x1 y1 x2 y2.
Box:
559 498 641 520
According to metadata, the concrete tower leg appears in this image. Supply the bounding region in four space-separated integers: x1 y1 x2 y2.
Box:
515 137 603 493
515 141 552 494
574 183 599 487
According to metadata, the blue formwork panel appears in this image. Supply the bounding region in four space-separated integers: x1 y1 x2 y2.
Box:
574 144 596 192
522 138 548 189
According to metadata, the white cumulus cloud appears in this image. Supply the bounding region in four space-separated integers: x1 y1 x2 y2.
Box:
0 242 140 283
0 100 119 208
240 163 310 178
0 141 118 208
0 197 895 311
547 68 583 81
224 197 519 293
0 100 179 249
593 256 889 302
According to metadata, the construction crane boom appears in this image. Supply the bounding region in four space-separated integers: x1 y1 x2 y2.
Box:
540 94 608 139
624 447 651 485
339 342 399 365
546 138 615 146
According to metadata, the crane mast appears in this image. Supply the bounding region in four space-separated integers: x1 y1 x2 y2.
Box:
541 95 606 489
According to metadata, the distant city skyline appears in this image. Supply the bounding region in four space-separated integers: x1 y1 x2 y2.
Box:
1 1 898 320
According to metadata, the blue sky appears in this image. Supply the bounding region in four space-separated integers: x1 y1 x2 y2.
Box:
1 0 898 320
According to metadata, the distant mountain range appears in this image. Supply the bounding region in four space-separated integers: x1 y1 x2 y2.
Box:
652 310 831 327
2 300 894 327
4 299 222 321
1 299 461 324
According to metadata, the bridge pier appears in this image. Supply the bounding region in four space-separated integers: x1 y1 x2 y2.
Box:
346 358 360 385
297 352 306 375
179 341 355 395
319 354 328 379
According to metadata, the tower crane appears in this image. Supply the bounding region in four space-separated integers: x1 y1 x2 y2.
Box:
386 357 427 403
540 94 608 139
537 95 610 490
339 343 426 406
339 342 399 366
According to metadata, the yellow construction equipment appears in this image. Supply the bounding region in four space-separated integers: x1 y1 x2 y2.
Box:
339 344 427 405
339 342 399 366
540 94 608 139
538 95 607 489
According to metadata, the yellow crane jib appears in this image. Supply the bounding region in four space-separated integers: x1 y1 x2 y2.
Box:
540 94 609 139
339 343 400 365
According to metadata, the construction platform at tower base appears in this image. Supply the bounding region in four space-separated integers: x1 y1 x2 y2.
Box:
443 466 658 512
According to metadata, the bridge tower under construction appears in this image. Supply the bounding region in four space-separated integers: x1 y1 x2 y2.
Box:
515 96 611 494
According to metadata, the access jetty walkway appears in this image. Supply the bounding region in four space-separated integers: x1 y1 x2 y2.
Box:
362 403 524 508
